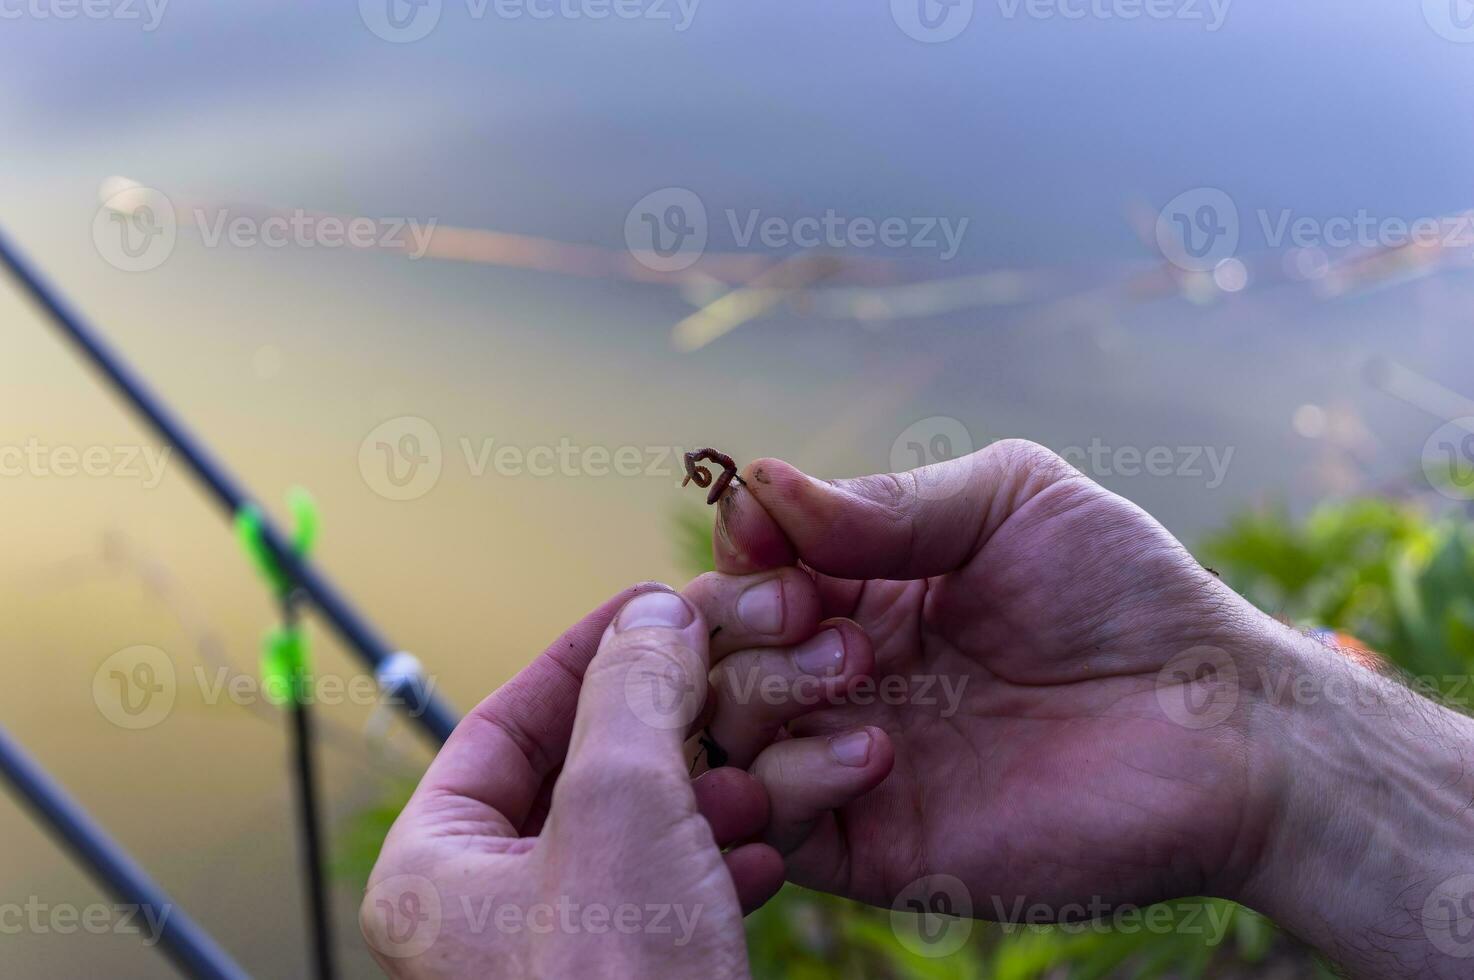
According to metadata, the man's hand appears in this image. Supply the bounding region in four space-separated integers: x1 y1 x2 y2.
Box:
362 588 766 979
360 577 889 978
709 439 1474 978
712 439 1277 909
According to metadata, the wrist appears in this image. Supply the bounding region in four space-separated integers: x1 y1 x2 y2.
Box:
1230 622 1474 978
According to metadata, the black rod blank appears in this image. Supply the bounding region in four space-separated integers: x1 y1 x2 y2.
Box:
0 724 251 980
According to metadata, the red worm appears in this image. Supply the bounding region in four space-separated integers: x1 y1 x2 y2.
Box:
682 448 744 505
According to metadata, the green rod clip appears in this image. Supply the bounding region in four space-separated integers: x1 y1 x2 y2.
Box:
235 488 320 705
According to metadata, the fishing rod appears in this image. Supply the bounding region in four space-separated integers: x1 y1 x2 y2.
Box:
0 228 458 745
0 724 250 980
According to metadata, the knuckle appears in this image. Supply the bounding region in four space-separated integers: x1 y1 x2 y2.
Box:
711 658 788 712
987 438 1079 485
589 632 702 680
683 571 721 602
988 438 1058 469
750 743 798 789
843 471 919 525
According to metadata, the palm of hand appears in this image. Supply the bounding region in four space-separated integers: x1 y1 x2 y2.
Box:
785 477 1255 916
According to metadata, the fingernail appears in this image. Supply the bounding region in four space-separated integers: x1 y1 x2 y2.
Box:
736 579 785 635
829 730 872 767
617 591 694 632
793 629 845 676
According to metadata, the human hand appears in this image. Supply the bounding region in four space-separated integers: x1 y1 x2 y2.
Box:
360 577 888 978
707 440 1288 915
707 439 1474 978
361 587 765 978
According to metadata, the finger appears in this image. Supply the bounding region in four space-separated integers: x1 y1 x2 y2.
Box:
692 769 786 913
722 441 1082 581
714 479 796 575
749 726 894 855
692 767 769 846
404 581 670 836
556 590 710 808
683 567 822 659
725 843 786 914
706 620 875 770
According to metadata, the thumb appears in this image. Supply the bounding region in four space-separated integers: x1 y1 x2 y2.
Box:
718 440 1081 581
558 588 710 788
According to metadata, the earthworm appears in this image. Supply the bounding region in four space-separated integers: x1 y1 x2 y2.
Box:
681 448 745 505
